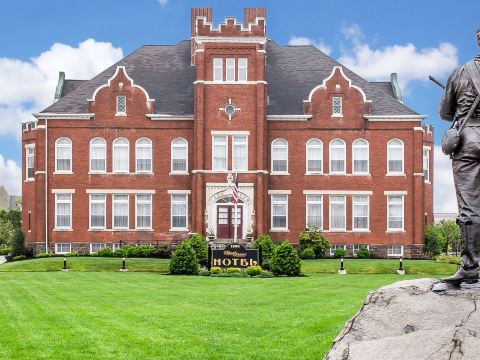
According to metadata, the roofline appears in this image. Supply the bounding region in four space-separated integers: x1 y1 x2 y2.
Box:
364 115 427 121
267 115 312 121
33 113 95 120
147 114 194 120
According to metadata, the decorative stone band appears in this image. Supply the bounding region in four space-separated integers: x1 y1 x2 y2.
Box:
85 189 156 194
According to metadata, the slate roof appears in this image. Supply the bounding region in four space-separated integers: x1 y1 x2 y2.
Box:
61 80 87 97
370 81 395 98
41 40 418 116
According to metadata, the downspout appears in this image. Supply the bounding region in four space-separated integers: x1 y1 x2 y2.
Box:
45 118 48 252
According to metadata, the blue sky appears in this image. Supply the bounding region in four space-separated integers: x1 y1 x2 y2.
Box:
0 0 478 210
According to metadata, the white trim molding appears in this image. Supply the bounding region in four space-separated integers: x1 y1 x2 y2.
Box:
268 190 292 195
364 115 427 121
167 190 192 195
384 190 408 195
147 114 194 120
51 189 75 194
211 130 250 136
193 36 267 44
33 113 94 120
267 115 312 121
86 189 156 194
303 190 372 195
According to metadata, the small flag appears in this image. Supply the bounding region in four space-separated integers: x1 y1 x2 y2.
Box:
232 172 239 204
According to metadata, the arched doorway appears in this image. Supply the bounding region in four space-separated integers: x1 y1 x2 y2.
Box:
216 197 243 239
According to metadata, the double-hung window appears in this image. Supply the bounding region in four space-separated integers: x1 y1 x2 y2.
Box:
332 97 342 116
352 195 369 231
306 195 323 228
329 195 346 231
90 138 106 172
113 194 129 229
232 136 248 171
89 194 106 229
306 139 323 174
26 146 35 180
423 148 430 182
226 58 235 81
213 58 223 81
113 138 129 173
171 138 188 173
387 139 404 174
352 139 369 174
387 195 404 231
212 136 228 171
329 139 346 174
388 245 404 257
171 194 188 230
238 58 248 81
136 138 152 173
90 243 106 254
271 194 288 230
136 194 152 229
55 138 72 172
55 193 72 229
271 139 288 173
55 243 71 254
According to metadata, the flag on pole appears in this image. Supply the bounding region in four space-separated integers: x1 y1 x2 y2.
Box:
232 172 239 204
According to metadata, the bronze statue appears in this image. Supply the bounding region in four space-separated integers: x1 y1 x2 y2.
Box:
439 29 480 285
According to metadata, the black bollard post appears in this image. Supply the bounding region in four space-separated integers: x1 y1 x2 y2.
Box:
340 258 344 270
120 256 127 272
338 257 346 274
397 256 405 275
62 256 68 272
207 244 212 270
258 244 262 268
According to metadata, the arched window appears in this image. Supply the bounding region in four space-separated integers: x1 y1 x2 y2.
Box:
306 139 323 174
352 139 369 174
89 138 106 172
387 139 404 174
271 139 288 173
113 138 129 173
55 137 72 172
329 139 346 174
136 138 152 172
171 138 188 173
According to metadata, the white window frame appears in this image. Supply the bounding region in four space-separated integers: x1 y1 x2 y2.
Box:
135 194 153 230
352 195 370 231
423 147 430 182
332 96 343 116
25 145 35 180
213 58 223 81
306 139 323 174
55 137 72 173
388 245 404 257
112 243 122 251
238 58 248 82
171 137 188 174
54 193 72 230
329 244 346 256
329 139 346 175
232 135 248 171
112 194 129 230
89 194 106 230
271 138 289 174
113 138 129 173
170 193 188 231
89 137 106 173
90 243 107 254
387 195 404 232
306 194 323 229
55 243 71 255
387 139 404 175
352 139 369 175
135 138 153 173
212 135 228 171
226 58 235 81
116 95 126 116
353 244 370 256
329 195 346 231
271 194 289 231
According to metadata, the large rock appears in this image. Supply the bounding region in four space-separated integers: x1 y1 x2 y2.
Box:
325 278 480 360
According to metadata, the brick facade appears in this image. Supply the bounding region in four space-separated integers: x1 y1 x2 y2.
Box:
22 8 433 258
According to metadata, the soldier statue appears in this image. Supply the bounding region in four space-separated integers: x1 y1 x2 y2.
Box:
439 28 480 285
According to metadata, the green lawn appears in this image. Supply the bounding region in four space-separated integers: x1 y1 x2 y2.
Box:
0 258 455 360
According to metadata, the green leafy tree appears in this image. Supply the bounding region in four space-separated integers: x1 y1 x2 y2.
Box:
0 218 14 247
10 228 25 257
189 233 208 266
437 220 460 255
270 241 302 276
299 226 331 258
169 241 199 275
424 224 443 258
253 234 277 262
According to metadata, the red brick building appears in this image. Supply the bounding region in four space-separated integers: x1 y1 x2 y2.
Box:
22 8 433 258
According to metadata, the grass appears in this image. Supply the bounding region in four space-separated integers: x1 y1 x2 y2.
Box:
0 258 456 359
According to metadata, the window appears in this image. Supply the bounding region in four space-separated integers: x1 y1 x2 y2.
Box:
90 243 106 254
89 194 106 229
352 195 369 231
55 193 72 229
271 139 288 173
55 138 72 172
306 195 323 228
388 245 404 257
26 146 34 180
113 194 129 229
238 58 248 81
387 139 404 174
136 138 152 173
171 194 188 229
90 138 106 172
329 195 346 231
213 58 223 81
171 138 188 173
423 148 430 182
113 138 129 173
212 135 228 171
330 244 346 256
226 58 235 81
271 194 288 230
353 244 370 256
332 97 342 116
232 136 248 171
306 139 323 174
116 95 126 115
136 194 152 229
387 195 404 231
352 139 369 174
329 139 346 174
55 243 71 254
112 243 122 251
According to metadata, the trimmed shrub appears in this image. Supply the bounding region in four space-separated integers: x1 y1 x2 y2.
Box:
0 247 10 255
253 235 277 263
198 270 211 276
169 241 199 275
260 270 275 278
113 245 135 258
13 255 26 261
210 266 222 274
226 267 242 274
246 265 262 276
189 234 208 266
435 255 462 265
35 252 51 258
65 252 79 257
129 245 154 258
10 228 25 257
299 226 331 258
356 246 371 259
152 245 175 259
300 247 316 259
270 241 302 276
95 247 114 257
333 248 347 258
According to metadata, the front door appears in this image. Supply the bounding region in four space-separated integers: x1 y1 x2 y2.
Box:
216 205 243 239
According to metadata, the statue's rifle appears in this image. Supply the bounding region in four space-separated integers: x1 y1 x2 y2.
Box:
428 76 446 90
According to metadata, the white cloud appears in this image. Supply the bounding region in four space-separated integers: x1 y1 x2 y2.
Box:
433 146 457 214
0 39 123 138
338 25 458 91
158 0 168 5
0 155 21 196
288 36 332 55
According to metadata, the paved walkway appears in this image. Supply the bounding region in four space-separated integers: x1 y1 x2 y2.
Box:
0 256 7 265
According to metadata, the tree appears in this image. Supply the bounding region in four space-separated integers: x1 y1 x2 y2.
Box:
0 218 14 247
189 233 208 266
0 209 21 230
299 226 331 258
437 220 461 255
424 224 443 258
270 241 302 276
253 234 277 262
169 241 199 275
10 228 25 256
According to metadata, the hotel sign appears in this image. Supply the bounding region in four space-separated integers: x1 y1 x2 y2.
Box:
211 243 259 269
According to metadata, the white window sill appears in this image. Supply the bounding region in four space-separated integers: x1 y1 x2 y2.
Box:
305 172 323 176
269 229 290 232
387 254 404 257
328 173 347 176
115 113 127 117
53 228 73 232
270 172 290 176
53 171 73 175
169 171 189 176
112 228 130 231
424 181 431 184
136 228 154 231
328 229 347 233
352 173 370 176
24 179 35 182
135 172 154 175
386 230 406 233
112 172 130 175
55 252 71 255
88 228 106 231
352 229 371 233
169 228 189 232
88 171 107 175
386 173 405 177
331 114 343 118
